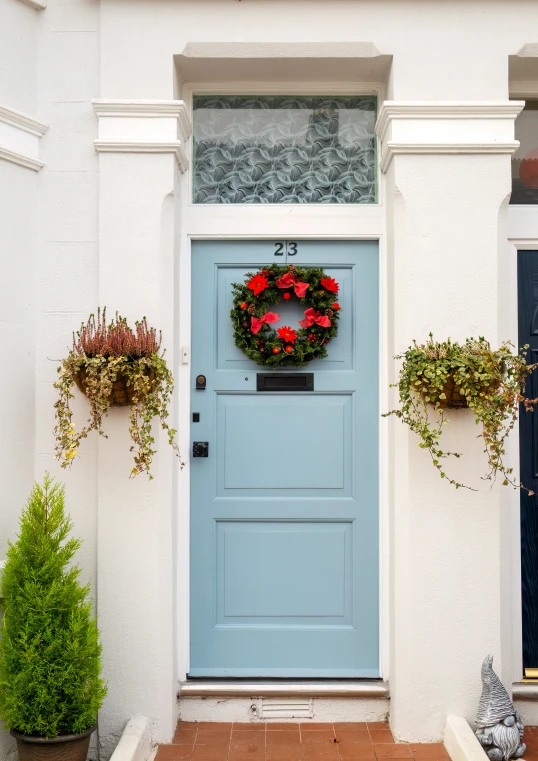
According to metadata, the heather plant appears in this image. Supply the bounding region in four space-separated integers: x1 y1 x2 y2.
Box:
384 335 538 491
54 308 184 478
0 474 106 737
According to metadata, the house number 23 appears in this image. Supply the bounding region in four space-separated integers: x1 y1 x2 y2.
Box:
274 241 298 257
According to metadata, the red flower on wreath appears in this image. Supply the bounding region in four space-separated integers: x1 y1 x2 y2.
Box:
332 302 340 311
248 274 269 296
321 276 339 293
277 325 297 344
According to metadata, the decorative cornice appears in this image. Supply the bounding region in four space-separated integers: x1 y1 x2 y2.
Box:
380 141 520 173
0 146 44 172
376 101 524 172
94 140 189 173
0 105 48 137
92 99 191 140
17 0 46 8
92 99 192 172
376 101 525 143
0 104 48 172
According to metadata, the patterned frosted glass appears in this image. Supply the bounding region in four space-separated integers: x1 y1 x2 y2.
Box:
193 96 377 204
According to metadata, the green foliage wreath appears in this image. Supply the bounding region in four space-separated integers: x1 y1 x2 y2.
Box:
231 264 341 367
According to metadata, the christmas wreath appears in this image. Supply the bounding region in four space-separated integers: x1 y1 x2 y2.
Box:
231 264 341 367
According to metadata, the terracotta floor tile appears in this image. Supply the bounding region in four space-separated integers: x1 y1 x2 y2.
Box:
338 745 377 760
267 723 300 731
302 743 340 759
190 747 230 761
265 753 303 761
232 726 266 733
366 725 389 732
229 751 265 761
303 733 337 744
334 724 368 730
374 745 412 759
196 731 232 745
335 732 371 744
409 745 448 758
157 747 194 761
230 739 265 752
369 732 395 745
174 730 198 745
267 732 302 744
194 723 233 730
301 723 335 731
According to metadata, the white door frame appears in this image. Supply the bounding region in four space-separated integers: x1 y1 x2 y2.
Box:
175 81 390 684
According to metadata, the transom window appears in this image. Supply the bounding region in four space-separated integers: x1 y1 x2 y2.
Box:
192 95 377 204
512 100 538 205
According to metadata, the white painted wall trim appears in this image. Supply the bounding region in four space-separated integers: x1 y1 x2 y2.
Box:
376 101 524 172
444 716 484 761
109 717 151 761
0 104 48 171
16 0 46 9
0 105 48 137
92 99 191 172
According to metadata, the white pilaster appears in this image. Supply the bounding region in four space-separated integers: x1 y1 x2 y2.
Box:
93 99 191 757
377 101 523 741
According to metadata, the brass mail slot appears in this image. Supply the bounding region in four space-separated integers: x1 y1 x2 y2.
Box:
257 373 314 392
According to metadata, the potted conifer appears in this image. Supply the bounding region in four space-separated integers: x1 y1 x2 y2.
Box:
0 474 106 761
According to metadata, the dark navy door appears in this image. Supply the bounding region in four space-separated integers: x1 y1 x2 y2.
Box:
518 250 538 671
189 240 379 677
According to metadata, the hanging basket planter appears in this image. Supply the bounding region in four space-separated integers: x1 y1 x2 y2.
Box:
418 377 469 409
73 364 156 407
54 309 184 478
384 334 538 492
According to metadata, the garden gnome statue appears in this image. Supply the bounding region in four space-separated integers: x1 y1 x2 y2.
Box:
475 655 525 761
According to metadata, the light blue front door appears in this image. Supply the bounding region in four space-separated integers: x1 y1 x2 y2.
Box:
190 240 379 677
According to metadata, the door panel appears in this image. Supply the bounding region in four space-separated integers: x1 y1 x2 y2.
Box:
518 250 538 671
190 240 379 677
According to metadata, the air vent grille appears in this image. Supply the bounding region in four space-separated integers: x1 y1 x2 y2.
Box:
260 698 313 720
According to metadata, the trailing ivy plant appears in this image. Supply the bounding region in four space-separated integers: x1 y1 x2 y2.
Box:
54 309 184 478
384 335 538 492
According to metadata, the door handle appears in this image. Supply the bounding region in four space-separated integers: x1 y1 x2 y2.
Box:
193 442 209 458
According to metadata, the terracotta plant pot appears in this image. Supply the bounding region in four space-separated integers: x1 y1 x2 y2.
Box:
74 364 156 407
10 725 96 761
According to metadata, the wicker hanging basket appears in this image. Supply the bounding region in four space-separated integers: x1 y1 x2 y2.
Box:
419 376 501 410
418 377 469 409
73 364 156 407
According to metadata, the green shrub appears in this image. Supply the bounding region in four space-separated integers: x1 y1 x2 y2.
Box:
0 474 106 737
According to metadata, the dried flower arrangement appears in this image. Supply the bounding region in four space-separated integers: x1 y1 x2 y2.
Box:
54 309 184 478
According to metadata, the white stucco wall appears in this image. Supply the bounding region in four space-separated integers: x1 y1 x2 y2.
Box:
0 3 40 758
3 0 538 757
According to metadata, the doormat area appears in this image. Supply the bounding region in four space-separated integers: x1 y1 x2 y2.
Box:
155 722 449 761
